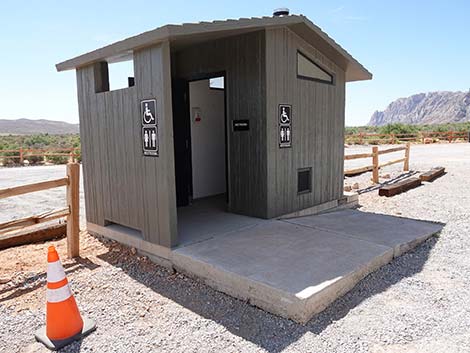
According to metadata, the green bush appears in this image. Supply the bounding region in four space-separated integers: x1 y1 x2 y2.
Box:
26 155 44 165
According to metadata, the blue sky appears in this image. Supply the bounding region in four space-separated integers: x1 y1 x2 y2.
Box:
0 0 468 126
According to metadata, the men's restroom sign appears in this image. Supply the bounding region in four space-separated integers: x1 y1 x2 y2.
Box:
141 99 159 156
279 104 292 148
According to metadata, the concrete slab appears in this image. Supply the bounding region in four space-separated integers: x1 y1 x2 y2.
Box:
172 209 442 323
177 195 262 246
286 209 443 257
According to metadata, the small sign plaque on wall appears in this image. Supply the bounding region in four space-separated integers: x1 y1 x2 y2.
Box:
141 99 159 157
279 104 292 148
232 119 250 131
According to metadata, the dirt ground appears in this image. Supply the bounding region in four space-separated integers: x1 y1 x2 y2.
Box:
1 142 469 352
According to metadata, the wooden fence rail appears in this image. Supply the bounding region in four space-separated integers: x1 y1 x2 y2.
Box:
0 147 79 165
0 163 80 257
345 131 469 145
345 143 410 184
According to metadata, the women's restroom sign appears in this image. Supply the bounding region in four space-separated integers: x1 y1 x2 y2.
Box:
141 99 159 156
279 104 292 148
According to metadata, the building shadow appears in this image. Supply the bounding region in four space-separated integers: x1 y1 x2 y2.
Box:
0 257 100 303
94 231 439 353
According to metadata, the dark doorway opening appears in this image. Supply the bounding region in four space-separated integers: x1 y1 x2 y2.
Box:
172 73 228 209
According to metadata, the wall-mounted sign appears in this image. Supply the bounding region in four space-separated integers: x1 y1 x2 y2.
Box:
279 104 292 148
141 99 159 156
232 119 250 131
192 107 202 123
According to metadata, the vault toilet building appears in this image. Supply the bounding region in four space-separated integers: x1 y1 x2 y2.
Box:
57 12 442 323
57 13 372 250
54 13 441 323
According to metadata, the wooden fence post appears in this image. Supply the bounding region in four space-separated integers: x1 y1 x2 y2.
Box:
404 143 410 171
372 146 379 184
66 163 80 258
19 148 23 165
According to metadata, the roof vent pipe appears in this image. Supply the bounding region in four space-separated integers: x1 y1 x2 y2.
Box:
273 8 290 17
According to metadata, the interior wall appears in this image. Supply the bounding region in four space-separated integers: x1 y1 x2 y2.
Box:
172 30 268 218
265 27 346 218
189 79 226 199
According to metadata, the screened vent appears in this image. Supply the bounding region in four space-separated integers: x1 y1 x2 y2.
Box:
297 51 334 84
297 168 312 194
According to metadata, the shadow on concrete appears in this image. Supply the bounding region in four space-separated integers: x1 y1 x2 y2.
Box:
0 257 99 303
357 170 420 195
94 231 439 353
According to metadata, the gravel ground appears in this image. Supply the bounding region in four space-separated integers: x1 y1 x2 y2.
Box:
1 143 469 353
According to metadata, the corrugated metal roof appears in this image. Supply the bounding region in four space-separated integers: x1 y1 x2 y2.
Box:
56 15 372 82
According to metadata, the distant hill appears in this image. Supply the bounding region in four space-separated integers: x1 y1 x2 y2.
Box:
0 119 79 135
369 91 470 126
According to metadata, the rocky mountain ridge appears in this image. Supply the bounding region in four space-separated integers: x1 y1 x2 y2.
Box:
369 91 470 126
0 119 79 135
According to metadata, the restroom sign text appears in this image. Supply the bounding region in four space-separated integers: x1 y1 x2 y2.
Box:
279 104 292 148
141 99 159 156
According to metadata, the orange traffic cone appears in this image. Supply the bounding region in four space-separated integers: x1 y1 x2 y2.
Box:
35 246 96 350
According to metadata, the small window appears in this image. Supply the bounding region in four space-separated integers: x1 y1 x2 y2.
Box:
297 168 312 194
108 60 135 91
297 51 333 84
209 76 224 90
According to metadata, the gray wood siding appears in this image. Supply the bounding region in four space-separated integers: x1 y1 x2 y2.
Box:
76 42 177 247
265 27 346 218
173 30 268 218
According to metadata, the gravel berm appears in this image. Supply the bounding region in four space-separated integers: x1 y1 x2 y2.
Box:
1 143 469 352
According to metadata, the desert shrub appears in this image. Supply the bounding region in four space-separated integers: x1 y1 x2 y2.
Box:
26 155 44 165
379 123 418 135
47 155 69 165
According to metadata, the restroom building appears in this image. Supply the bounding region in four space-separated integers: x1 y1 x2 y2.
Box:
56 13 372 254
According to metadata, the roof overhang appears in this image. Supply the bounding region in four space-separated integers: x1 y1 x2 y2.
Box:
56 15 372 82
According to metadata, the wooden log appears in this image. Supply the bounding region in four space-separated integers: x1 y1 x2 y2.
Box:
379 177 422 197
378 146 407 155
404 143 410 171
372 146 379 184
344 152 374 160
0 223 66 250
66 163 80 258
420 167 445 182
0 208 69 233
344 165 374 176
0 178 68 199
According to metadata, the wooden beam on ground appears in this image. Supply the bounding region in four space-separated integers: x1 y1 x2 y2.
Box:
0 178 68 199
420 167 445 182
0 208 69 233
0 223 66 250
379 177 422 197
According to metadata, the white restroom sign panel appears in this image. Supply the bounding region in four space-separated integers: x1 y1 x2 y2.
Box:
141 99 159 156
279 104 292 148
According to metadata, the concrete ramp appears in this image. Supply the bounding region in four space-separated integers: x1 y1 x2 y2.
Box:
172 210 442 323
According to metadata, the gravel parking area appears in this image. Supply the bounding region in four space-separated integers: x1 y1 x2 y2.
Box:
1 143 469 352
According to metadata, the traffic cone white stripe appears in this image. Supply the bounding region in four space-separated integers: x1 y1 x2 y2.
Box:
47 285 72 303
47 260 66 283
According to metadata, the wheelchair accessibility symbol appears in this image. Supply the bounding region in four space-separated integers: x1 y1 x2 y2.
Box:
141 99 159 157
141 99 156 125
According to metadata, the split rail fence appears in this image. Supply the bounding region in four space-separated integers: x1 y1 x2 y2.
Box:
344 143 410 184
0 163 80 257
345 131 469 145
0 147 79 165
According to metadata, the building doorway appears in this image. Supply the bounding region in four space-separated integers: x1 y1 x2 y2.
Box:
172 73 228 208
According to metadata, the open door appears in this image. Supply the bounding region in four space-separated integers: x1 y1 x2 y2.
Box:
172 78 192 207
